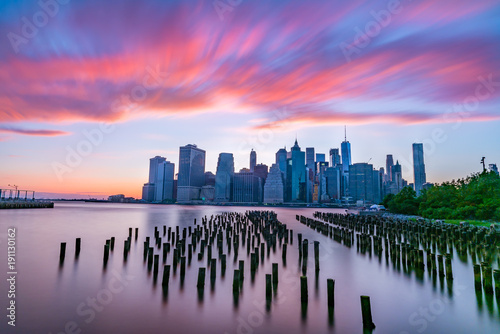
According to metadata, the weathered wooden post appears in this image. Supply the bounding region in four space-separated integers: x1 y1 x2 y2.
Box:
493 269 500 297
360 296 376 329
300 276 308 304
148 247 154 270
445 254 453 280
60 242 66 263
210 258 217 281
103 244 110 263
75 238 81 257
221 254 227 277
282 243 287 262
239 260 244 282
266 274 272 302
272 263 278 284
437 254 445 277
233 269 240 293
162 265 171 287
483 264 494 294
314 241 320 272
197 267 206 289
327 279 335 308
474 264 482 290
153 254 159 277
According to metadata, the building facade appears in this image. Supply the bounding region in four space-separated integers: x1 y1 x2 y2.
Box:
214 153 234 202
412 143 426 196
177 144 206 202
263 164 284 203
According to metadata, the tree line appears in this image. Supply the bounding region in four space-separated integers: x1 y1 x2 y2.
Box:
382 171 500 221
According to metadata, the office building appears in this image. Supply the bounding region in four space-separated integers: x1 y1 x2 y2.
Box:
177 144 206 202
286 139 306 202
215 153 234 202
412 143 426 196
233 172 261 203
250 149 257 172
329 148 341 168
306 147 315 171
263 164 284 203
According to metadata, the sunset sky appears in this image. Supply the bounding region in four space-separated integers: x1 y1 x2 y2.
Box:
1 0 499 199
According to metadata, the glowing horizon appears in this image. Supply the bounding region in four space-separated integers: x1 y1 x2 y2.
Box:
1 0 499 199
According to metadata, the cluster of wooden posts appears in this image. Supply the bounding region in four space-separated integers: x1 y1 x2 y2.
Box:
300 212 500 301
57 210 380 330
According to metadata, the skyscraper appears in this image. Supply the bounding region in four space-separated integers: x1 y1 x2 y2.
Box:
329 148 341 168
349 163 381 204
250 149 257 172
490 164 499 175
148 156 166 183
306 147 315 170
325 166 341 201
386 155 394 182
215 153 234 202
316 153 326 163
177 144 206 202
233 171 261 203
412 143 426 196
263 164 284 203
392 161 403 192
286 139 306 202
341 127 352 197
142 156 166 202
155 160 175 202
276 147 287 175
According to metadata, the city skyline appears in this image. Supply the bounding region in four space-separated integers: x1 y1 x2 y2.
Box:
0 0 499 199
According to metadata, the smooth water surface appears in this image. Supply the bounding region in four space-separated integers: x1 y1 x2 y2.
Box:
0 202 499 334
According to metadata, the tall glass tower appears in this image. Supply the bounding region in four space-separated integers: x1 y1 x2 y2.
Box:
177 144 206 202
250 149 257 172
215 153 234 202
412 143 426 196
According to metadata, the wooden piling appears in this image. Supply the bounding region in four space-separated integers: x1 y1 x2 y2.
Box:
272 263 278 284
103 244 110 262
300 276 308 304
162 265 171 287
360 295 376 329
233 269 240 293
239 260 244 282
474 264 482 290
493 269 500 297
197 267 206 289
327 279 335 308
75 238 81 257
445 254 453 280
266 274 272 301
59 242 66 262
314 241 320 272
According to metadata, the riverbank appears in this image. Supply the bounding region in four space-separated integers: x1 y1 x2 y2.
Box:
382 212 499 227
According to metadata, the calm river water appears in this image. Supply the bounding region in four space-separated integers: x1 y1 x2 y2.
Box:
0 202 499 334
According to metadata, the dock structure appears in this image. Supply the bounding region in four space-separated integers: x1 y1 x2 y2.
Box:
0 201 53 209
